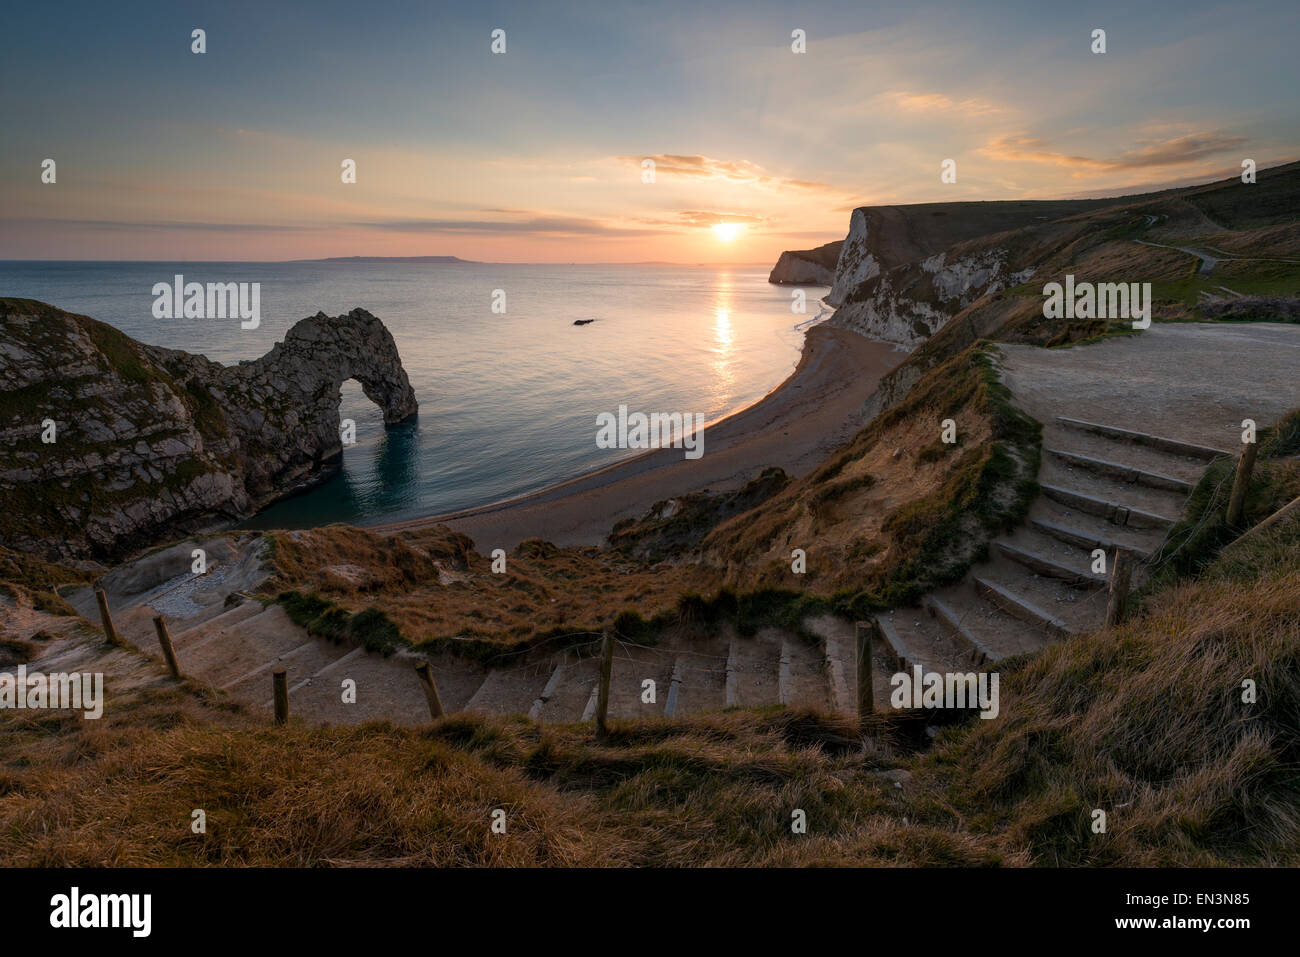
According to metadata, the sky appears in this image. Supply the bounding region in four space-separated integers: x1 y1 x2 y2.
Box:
1 0 1297 262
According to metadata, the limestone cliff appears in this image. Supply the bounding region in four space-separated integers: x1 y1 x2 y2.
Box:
825 200 1105 307
0 300 418 561
824 200 1108 347
767 240 843 285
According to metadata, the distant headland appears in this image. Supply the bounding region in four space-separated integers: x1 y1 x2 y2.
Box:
294 255 481 264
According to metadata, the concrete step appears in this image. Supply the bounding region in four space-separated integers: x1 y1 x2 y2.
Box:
1040 484 1176 531
281 650 439 725
802 615 859 714
175 606 306 686
537 652 600 723
671 650 728 716
1028 496 1166 557
922 595 996 665
725 634 780 708
993 540 1107 590
528 654 569 720
973 577 1074 638
1029 516 1149 560
928 583 1053 660
1040 458 1186 524
1040 422 1211 486
110 603 165 648
607 644 673 720
821 634 856 715
463 663 551 716
1045 447 1193 493
171 600 266 650
773 632 830 710
877 610 969 675
1055 416 1230 461
220 638 352 696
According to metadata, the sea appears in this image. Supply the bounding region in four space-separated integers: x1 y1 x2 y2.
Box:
0 261 829 528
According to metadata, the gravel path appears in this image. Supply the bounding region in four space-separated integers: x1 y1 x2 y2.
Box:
999 322 1300 450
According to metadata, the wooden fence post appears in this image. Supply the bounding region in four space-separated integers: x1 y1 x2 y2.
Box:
414 661 445 720
1105 548 1134 627
152 615 182 679
94 588 122 646
855 620 875 718
595 631 614 737
273 669 289 725
1226 440 1259 528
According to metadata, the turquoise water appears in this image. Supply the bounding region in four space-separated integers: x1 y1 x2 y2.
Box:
0 261 828 527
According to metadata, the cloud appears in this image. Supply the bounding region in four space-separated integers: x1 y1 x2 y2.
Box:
352 215 659 237
3 215 662 239
672 210 768 228
979 131 1249 172
872 90 1007 116
2 219 312 232
615 154 834 191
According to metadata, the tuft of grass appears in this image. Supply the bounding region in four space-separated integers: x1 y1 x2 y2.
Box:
1142 408 1300 594
277 590 406 656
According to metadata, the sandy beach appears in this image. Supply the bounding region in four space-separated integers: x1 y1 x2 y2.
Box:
374 324 904 549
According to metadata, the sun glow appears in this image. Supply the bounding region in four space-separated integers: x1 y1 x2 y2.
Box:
711 222 745 242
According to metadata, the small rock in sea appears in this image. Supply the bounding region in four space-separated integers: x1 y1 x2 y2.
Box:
573 318 597 326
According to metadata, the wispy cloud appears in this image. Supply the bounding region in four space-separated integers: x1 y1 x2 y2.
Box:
352 215 659 237
871 90 1007 116
2 218 313 233
979 131 1249 171
672 210 767 228
614 154 834 191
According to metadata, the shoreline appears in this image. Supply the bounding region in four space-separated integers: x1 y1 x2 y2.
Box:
372 323 906 549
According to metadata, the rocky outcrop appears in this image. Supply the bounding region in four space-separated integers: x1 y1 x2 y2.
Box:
768 241 843 285
822 198 1126 347
0 300 417 561
831 246 1035 348
826 200 1105 307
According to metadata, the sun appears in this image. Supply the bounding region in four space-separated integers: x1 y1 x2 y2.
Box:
712 222 745 242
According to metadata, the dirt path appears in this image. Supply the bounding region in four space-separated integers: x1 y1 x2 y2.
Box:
1000 322 1300 449
1134 238 1300 276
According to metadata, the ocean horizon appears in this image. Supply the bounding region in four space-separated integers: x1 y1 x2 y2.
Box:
0 260 829 529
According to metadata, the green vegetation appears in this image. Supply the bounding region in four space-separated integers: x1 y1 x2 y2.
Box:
843 344 1041 612
1142 409 1300 595
81 319 156 385
277 590 407 656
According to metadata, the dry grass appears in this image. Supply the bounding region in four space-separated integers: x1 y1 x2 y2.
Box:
700 344 1039 612
265 524 719 653
911 515 1300 866
3 517 1296 866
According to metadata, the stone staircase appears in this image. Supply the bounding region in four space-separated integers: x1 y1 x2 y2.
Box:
875 415 1228 674
68 578 873 724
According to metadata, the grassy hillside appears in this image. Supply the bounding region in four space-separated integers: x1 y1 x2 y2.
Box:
3 489 1297 865
700 343 1040 612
